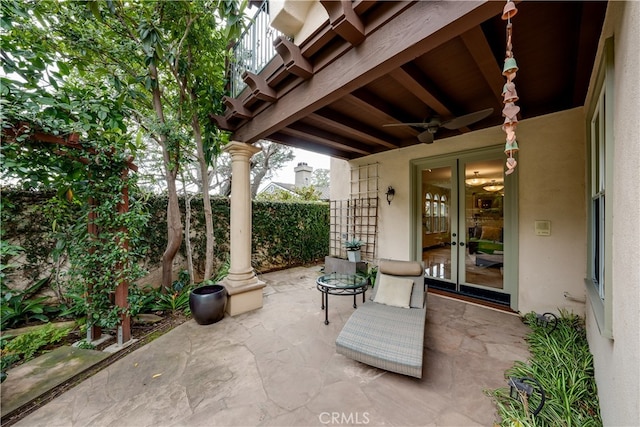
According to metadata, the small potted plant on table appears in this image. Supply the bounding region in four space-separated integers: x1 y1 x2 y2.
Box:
344 238 364 262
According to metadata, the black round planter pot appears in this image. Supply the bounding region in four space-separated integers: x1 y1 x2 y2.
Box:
189 284 227 325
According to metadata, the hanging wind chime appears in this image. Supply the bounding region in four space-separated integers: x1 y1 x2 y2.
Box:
502 1 519 175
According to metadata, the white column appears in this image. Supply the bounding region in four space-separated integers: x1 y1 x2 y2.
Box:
222 141 265 316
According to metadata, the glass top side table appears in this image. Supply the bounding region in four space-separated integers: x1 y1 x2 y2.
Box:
316 273 369 325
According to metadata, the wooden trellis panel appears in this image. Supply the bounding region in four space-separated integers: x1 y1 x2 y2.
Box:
329 164 379 262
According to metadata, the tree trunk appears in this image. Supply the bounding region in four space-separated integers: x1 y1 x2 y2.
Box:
150 64 183 290
161 171 182 289
250 143 275 198
192 111 215 280
180 171 195 286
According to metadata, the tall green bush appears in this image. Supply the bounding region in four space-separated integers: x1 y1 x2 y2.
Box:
2 191 330 289
252 201 329 270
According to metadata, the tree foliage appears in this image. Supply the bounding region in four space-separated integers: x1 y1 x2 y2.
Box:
256 185 322 202
0 0 243 326
312 168 330 187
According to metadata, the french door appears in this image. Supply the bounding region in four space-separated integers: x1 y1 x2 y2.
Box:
414 149 517 309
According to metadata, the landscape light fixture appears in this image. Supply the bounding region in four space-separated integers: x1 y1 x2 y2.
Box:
535 312 559 333
508 376 546 416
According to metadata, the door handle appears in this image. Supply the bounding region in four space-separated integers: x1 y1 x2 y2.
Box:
459 242 465 247
451 242 457 246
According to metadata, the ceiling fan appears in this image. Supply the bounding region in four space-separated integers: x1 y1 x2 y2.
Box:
383 108 494 144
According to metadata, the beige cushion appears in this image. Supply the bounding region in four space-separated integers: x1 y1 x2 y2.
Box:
378 259 423 276
373 273 414 308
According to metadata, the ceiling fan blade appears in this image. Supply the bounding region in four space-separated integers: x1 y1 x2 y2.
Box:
418 130 434 144
441 108 494 130
383 122 431 128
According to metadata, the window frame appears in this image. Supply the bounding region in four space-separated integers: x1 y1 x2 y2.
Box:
585 37 614 339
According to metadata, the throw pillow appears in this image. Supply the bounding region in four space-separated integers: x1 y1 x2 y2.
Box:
480 226 502 241
373 273 414 308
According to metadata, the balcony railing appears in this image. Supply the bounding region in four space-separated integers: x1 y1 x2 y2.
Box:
229 1 284 98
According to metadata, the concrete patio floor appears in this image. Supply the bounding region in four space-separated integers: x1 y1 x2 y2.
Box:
13 265 530 427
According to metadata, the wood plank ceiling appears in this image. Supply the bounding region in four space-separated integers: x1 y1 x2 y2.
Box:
212 0 607 160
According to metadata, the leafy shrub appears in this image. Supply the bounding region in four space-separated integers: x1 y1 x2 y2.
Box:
489 311 601 427
75 340 96 350
1 278 60 329
2 323 72 362
0 335 19 383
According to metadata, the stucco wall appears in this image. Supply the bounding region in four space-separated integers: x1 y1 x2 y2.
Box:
324 0 640 422
585 2 640 426
269 0 328 44
516 109 587 316
331 107 587 317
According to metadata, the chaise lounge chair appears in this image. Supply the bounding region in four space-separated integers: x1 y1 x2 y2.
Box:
335 259 427 378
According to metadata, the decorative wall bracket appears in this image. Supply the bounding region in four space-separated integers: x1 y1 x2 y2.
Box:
223 96 253 120
274 35 313 79
321 0 366 46
242 70 277 103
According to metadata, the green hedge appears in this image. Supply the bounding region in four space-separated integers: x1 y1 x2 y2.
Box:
1 191 329 285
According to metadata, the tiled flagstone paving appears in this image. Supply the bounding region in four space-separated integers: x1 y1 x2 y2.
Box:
11 265 530 426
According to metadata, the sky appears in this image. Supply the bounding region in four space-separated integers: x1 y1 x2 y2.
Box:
268 148 331 185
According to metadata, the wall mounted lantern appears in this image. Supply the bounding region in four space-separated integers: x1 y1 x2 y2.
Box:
385 186 395 205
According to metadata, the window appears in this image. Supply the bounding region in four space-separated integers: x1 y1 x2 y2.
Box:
591 108 605 299
440 195 448 232
586 37 613 338
433 194 440 232
424 192 449 234
424 193 432 233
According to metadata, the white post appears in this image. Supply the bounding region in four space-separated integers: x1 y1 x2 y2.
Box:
222 141 265 315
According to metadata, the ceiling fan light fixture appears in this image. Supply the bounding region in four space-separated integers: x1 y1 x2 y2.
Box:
383 108 493 143
483 180 505 192
418 130 435 144
465 171 490 187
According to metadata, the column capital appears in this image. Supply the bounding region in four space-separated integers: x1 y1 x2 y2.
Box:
224 141 261 157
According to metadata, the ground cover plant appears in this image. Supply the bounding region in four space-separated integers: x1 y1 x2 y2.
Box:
489 311 601 427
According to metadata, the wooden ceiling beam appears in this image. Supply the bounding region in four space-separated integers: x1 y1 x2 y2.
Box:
389 63 478 134
388 67 452 118
459 26 504 105
345 92 419 136
307 110 399 149
232 0 504 143
268 132 356 160
572 2 607 106
281 124 372 156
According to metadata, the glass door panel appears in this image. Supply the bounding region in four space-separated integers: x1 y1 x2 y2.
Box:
417 151 512 307
421 166 455 282
462 159 504 290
